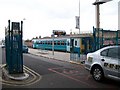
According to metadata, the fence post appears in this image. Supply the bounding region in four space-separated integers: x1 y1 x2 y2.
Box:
101 29 104 48
93 26 96 51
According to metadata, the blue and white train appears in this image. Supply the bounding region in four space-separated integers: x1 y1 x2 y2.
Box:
32 37 71 52
32 35 93 54
28 29 120 54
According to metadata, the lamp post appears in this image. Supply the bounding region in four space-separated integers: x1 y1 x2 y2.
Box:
23 18 26 40
93 0 112 29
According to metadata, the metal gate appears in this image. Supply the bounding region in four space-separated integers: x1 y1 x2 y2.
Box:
70 38 80 62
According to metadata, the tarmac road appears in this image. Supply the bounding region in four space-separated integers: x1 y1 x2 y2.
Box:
1 48 120 89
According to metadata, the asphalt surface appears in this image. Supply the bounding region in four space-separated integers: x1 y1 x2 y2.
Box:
1 48 120 89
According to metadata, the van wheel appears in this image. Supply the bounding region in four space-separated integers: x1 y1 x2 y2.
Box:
92 66 104 81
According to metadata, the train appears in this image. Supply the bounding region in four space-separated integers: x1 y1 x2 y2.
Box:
32 37 69 51
31 34 93 54
25 29 120 55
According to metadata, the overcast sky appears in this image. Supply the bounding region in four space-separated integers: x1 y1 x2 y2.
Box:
0 0 119 40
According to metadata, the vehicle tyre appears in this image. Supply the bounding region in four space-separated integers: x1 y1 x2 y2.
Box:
91 66 104 81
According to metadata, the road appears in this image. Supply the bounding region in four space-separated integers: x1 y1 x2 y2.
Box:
1 48 120 89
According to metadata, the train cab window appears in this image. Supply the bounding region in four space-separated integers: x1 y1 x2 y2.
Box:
75 41 77 46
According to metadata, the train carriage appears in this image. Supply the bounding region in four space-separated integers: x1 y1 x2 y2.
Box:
32 37 69 52
31 34 93 54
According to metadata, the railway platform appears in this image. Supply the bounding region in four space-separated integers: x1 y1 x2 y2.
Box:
28 48 86 65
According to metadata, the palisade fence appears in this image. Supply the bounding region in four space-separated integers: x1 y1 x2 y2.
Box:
93 27 120 51
70 27 120 63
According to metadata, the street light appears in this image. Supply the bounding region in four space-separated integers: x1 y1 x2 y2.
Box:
93 0 112 29
23 18 26 40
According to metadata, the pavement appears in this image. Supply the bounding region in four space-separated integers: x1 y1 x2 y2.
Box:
28 48 87 65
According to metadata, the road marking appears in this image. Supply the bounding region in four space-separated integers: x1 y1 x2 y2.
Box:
0 64 42 86
48 67 96 88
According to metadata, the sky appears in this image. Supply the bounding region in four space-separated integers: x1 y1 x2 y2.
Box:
0 0 119 40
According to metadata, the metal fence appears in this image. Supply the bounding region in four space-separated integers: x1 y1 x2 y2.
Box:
70 27 120 63
5 20 23 74
93 27 120 51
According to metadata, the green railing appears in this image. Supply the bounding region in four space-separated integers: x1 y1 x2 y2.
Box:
5 20 23 74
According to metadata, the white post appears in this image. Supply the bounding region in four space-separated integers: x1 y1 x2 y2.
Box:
96 4 100 29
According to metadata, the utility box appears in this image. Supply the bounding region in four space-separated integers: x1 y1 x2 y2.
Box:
5 20 23 74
